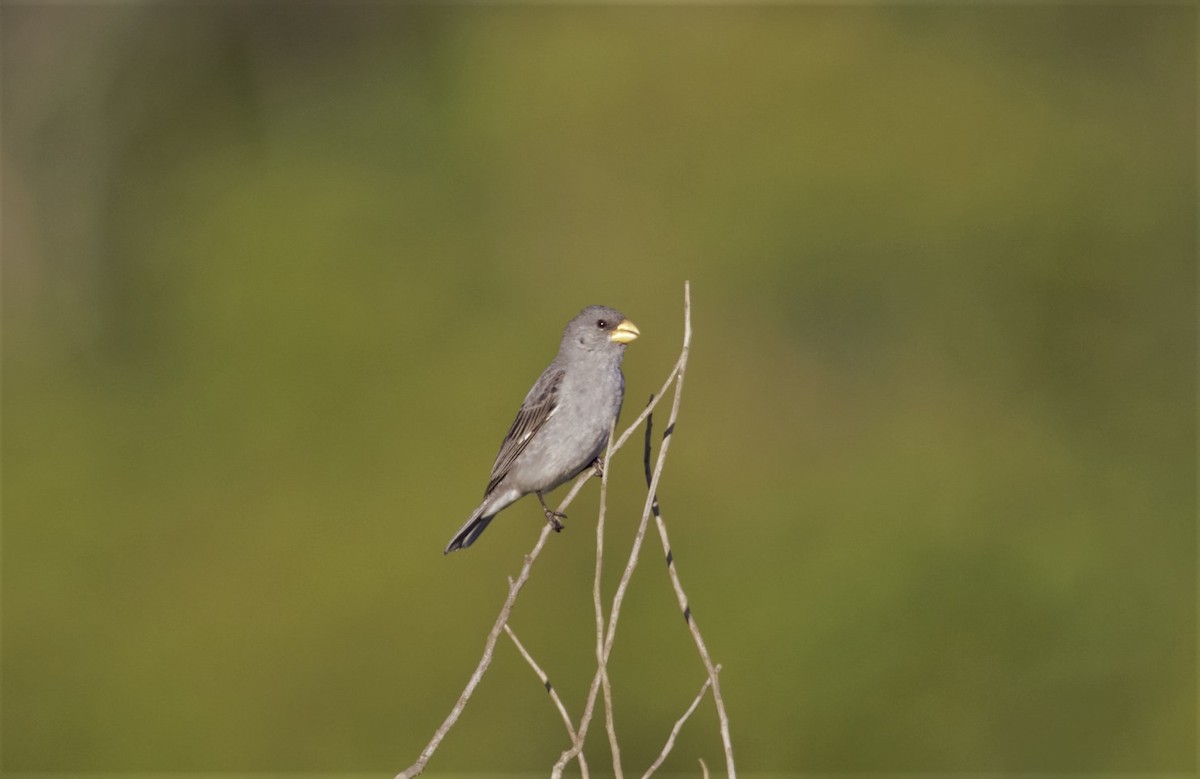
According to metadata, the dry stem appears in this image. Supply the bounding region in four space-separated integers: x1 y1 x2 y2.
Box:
641 670 718 779
645 402 738 778
502 623 590 779
395 523 554 779
595 421 624 777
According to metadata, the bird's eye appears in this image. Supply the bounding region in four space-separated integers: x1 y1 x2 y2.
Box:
597 319 608 329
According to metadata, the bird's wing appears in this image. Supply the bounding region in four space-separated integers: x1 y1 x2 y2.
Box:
485 368 564 496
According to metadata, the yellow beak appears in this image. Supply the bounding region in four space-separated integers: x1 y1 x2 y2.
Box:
610 319 640 344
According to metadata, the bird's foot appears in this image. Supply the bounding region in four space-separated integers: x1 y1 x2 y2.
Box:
537 492 566 532
591 456 605 478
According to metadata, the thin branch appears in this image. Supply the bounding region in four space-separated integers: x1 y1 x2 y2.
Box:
595 421 624 778
641 670 718 779
502 624 590 779
606 282 691 668
395 523 555 779
610 356 682 454
554 282 693 779
644 377 737 778
396 283 694 779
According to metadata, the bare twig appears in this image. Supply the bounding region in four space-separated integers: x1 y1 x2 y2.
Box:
700 758 710 779
610 357 682 454
595 421 624 778
502 624 590 779
641 670 718 779
553 282 693 778
395 523 555 779
644 387 737 778
396 284 694 779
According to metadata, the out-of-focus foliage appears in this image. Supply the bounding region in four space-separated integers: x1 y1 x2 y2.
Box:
2 4 1193 773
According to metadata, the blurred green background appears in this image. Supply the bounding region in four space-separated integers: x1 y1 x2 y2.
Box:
2 3 1194 775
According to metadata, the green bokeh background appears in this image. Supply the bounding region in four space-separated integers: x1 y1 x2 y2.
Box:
2 3 1195 774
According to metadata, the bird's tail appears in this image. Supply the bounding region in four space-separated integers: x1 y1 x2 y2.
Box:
444 504 495 554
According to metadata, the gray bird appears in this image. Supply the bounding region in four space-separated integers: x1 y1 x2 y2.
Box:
444 305 640 553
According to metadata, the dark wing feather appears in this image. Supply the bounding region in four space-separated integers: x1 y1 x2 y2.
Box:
485 368 564 495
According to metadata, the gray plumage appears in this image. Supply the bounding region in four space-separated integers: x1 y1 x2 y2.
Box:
444 305 639 553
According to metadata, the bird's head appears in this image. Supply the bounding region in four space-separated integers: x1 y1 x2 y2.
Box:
564 305 640 353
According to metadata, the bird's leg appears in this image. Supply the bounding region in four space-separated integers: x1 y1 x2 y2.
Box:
537 492 566 532
591 456 605 478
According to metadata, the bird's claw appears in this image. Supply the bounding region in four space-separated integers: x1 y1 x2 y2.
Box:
591 457 605 478
537 491 566 532
544 511 566 532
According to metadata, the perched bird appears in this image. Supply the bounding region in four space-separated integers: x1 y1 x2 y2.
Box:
444 305 640 554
